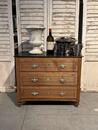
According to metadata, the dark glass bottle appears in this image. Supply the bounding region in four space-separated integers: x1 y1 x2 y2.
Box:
47 28 54 55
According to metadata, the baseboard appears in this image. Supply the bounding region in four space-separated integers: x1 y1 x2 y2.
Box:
0 86 16 92
81 88 98 92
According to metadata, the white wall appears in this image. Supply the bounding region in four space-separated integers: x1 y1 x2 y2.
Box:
16 0 98 92
81 0 98 92
0 0 14 92
0 62 15 92
16 0 79 51
81 58 98 91
1 0 98 92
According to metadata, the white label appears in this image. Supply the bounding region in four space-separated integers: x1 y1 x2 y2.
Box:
47 42 54 50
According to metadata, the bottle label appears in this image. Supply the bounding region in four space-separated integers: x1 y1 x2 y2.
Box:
47 42 54 50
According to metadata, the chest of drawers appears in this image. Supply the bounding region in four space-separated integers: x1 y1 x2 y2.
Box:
15 54 82 106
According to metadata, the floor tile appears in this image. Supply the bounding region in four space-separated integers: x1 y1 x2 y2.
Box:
0 93 27 130
69 115 98 130
0 92 98 130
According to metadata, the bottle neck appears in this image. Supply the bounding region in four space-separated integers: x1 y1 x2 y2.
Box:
49 29 52 36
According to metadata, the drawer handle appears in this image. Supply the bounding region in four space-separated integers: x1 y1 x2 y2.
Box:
60 78 65 84
32 92 39 96
59 64 66 69
32 64 39 68
32 78 39 83
59 92 65 96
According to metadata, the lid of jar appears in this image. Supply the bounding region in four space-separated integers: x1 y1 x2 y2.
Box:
56 37 76 44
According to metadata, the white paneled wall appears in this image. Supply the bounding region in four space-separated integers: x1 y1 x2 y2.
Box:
85 0 98 61
1 0 98 92
16 0 48 51
16 0 79 51
0 0 14 92
81 0 98 91
51 0 78 39
0 0 11 61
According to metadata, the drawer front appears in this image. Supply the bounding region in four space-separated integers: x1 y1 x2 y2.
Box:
21 87 77 99
20 72 77 86
19 58 78 72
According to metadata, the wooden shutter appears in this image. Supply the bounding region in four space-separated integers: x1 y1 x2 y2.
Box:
0 0 13 61
16 0 47 51
49 0 79 40
85 0 98 61
16 0 79 51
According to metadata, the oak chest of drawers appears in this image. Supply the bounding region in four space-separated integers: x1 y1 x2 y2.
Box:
15 53 82 106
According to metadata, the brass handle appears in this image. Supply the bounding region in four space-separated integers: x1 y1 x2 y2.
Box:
60 78 65 84
59 64 66 69
32 64 39 68
32 78 38 83
32 92 39 96
59 92 65 96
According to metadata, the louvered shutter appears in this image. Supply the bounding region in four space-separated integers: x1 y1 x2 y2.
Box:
16 0 47 51
0 0 13 61
16 0 79 51
85 0 98 61
50 0 79 40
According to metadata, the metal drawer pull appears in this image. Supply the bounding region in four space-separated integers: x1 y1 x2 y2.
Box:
32 78 39 83
60 78 65 84
32 92 39 96
32 64 39 68
59 92 65 96
59 64 66 69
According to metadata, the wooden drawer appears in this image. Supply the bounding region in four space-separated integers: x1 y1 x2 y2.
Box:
19 58 78 72
20 87 77 99
20 72 77 86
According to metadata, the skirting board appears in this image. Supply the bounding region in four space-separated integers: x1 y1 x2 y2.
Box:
0 86 98 93
0 86 15 92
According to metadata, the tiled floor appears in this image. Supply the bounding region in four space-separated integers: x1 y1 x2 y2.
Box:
0 92 98 130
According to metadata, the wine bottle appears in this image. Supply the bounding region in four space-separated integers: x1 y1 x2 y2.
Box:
47 28 54 55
